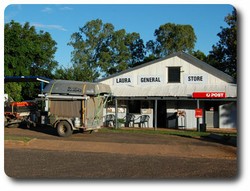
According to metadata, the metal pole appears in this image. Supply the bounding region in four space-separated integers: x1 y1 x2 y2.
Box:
115 98 118 129
41 81 44 92
197 99 200 132
154 99 158 131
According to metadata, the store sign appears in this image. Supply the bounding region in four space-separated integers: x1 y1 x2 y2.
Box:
138 75 163 85
185 74 207 84
195 108 203 118
114 76 133 85
192 92 226 98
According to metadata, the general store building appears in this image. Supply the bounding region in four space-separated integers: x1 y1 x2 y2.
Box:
98 52 237 130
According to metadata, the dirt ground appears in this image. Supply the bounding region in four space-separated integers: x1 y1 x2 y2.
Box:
4 126 238 178
4 126 237 159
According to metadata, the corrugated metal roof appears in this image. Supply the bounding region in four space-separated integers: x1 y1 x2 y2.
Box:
110 84 237 98
98 51 235 83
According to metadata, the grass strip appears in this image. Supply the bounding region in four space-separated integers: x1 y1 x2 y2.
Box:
100 127 237 138
100 128 210 137
4 135 34 143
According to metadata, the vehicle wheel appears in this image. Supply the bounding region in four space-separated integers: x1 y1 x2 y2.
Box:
57 121 73 137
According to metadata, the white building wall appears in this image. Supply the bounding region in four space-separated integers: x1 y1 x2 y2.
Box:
219 102 237 128
185 109 197 129
102 56 229 86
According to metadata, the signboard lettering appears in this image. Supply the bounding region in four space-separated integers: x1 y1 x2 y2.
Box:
116 77 131 83
185 74 207 84
141 77 161 83
188 76 203 81
114 77 133 85
138 75 163 85
192 92 226 98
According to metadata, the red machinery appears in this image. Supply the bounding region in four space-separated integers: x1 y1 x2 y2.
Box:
4 100 37 127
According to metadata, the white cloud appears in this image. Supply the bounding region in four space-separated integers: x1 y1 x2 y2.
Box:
32 23 67 31
41 7 53 13
59 6 73 11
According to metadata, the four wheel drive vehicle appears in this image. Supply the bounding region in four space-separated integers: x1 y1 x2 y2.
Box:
26 80 111 137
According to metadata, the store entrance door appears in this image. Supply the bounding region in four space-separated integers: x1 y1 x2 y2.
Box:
157 100 166 128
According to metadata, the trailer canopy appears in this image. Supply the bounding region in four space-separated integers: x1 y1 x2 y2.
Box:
42 80 111 96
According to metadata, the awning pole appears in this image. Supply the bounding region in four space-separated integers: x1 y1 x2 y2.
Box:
115 98 118 129
154 99 158 131
197 99 200 132
40 81 44 92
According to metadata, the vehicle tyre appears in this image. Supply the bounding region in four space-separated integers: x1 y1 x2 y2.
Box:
57 121 73 137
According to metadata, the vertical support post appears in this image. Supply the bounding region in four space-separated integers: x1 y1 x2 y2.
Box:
197 99 200 132
154 99 158 131
84 98 87 128
202 106 206 124
40 81 44 92
82 100 85 127
115 98 118 129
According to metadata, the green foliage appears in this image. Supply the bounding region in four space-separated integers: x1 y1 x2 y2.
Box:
208 9 237 79
4 83 22 102
4 20 58 100
68 19 145 81
146 23 197 58
54 66 74 80
191 50 208 62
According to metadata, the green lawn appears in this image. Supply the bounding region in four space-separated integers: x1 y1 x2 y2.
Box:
4 135 34 143
100 127 237 138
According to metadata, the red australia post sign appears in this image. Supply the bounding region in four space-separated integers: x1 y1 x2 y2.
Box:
195 108 203 118
192 92 226 99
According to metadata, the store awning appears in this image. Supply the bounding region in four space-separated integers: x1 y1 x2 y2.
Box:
110 84 237 98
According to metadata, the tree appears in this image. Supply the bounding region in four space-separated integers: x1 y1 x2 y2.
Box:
4 20 58 100
191 50 208 62
4 83 22 102
54 66 74 80
208 8 237 79
68 19 113 81
146 23 197 58
68 19 145 81
127 34 145 67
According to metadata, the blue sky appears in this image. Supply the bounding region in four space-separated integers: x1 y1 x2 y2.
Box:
4 4 234 68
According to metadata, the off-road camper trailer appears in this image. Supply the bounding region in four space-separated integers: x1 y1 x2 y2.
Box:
29 80 111 137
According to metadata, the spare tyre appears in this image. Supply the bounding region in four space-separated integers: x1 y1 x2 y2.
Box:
57 121 73 137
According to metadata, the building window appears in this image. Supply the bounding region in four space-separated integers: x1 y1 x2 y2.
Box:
168 67 181 83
